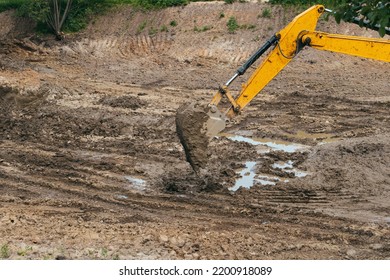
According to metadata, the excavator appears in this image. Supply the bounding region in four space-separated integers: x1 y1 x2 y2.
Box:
175 4 390 173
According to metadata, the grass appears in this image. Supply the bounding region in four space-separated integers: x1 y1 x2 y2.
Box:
194 25 212 32
227 16 257 34
100 248 108 258
260 7 272 18
136 20 147 34
0 0 25 12
0 0 344 38
160 25 168 32
148 26 158 36
17 246 32 257
269 0 339 9
1 244 10 259
227 16 239 33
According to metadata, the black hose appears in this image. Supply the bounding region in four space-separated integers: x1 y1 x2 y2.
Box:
236 34 279 76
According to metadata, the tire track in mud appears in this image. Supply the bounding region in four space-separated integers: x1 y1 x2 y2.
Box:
248 187 365 206
0 140 363 230
1 2 390 259
65 34 255 63
58 2 290 63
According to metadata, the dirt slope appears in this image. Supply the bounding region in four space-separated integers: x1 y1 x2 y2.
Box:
0 2 389 259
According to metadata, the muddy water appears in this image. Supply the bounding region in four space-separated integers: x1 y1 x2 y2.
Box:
125 176 146 191
221 133 309 153
272 160 308 178
283 130 339 143
224 134 309 191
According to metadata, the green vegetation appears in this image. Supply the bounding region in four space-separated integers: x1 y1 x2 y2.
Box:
100 247 108 258
261 7 272 18
194 25 212 32
223 0 246 4
136 19 147 34
1 0 183 36
160 25 168 32
0 0 25 12
14 0 123 37
0 244 10 259
0 0 387 37
270 0 389 36
169 20 177 27
148 26 158 35
334 0 389 37
131 0 186 9
227 16 239 33
240 24 256 30
17 246 33 257
227 16 256 33
269 0 339 7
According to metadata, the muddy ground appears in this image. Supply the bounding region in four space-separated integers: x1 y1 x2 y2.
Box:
0 2 389 259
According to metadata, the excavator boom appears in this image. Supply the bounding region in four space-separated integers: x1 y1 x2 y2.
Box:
176 4 390 172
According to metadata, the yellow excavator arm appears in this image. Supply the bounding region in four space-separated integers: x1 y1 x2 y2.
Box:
175 4 389 172
210 5 390 120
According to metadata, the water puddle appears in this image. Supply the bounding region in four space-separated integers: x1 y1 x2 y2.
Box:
124 176 146 191
221 133 310 192
257 178 277 186
229 161 257 192
272 160 294 169
220 133 308 153
115 194 128 200
229 162 278 192
272 160 308 178
283 130 339 143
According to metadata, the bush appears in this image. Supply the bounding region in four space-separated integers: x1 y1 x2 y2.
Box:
334 1 389 37
17 0 116 35
261 7 272 18
17 0 50 23
132 0 187 9
270 0 389 37
227 16 239 33
0 0 26 12
269 0 336 5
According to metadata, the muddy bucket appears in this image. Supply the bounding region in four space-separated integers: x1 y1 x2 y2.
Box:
175 102 225 173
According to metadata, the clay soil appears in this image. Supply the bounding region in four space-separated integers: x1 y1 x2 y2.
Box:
0 2 389 259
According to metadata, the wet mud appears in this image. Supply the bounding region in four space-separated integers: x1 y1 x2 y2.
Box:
175 102 210 172
0 2 389 260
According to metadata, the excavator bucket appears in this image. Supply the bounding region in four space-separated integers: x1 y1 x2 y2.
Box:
175 102 225 173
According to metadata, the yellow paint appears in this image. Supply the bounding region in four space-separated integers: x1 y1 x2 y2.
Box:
302 31 390 62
